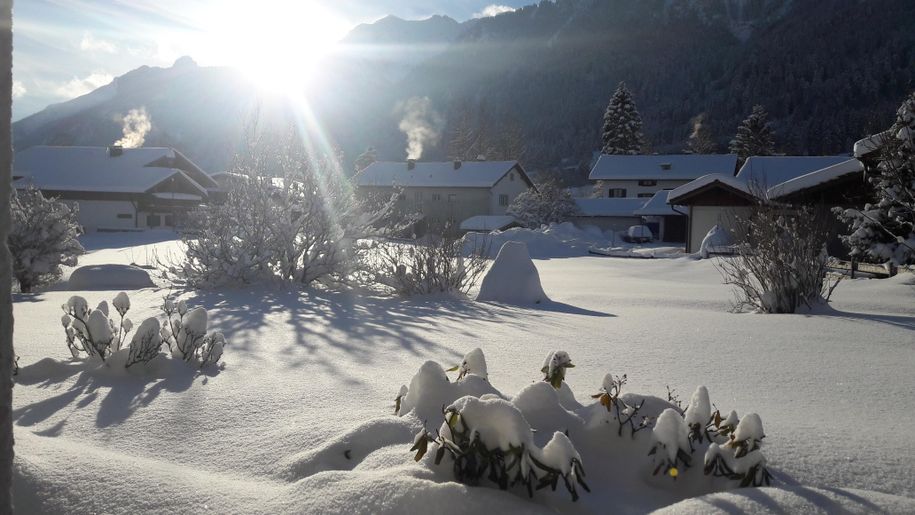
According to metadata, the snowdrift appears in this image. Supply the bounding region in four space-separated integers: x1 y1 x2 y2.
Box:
68 264 155 290
476 241 550 304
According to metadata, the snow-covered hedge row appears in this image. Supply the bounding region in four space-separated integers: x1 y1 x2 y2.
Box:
396 349 771 503
61 292 225 369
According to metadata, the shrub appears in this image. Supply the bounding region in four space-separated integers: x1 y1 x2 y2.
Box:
160 297 226 367
370 237 488 296
9 186 83 292
507 179 580 228
61 293 132 361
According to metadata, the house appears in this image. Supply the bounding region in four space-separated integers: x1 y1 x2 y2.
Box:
669 156 854 253
589 154 738 198
354 160 535 228
570 198 646 232
633 190 688 243
13 145 218 232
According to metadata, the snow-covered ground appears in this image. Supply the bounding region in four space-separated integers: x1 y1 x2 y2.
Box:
11 232 915 513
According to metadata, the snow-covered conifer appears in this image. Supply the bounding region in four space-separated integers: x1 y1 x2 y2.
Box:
729 105 775 163
507 179 580 228
8 185 83 292
601 82 645 155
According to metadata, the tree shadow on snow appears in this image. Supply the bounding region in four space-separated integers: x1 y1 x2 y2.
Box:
13 356 219 429
807 304 915 333
478 299 615 318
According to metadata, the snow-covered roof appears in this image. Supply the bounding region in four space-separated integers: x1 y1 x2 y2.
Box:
459 215 519 232
151 192 205 201
633 190 685 216
13 146 209 196
735 156 851 190
355 161 526 188
767 159 864 200
853 131 890 158
667 173 752 204
588 154 738 181
573 198 646 217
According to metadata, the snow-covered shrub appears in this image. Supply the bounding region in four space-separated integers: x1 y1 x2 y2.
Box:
717 202 841 313
507 179 580 228
369 237 488 296
541 350 574 388
61 293 133 361
160 297 226 367
9 185 84 292
396 350 774 502
126 317 162 368
446 348 488 381
838 91 915 265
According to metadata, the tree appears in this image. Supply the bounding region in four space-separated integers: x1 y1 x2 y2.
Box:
354 146 377 172
0 0 14 507
8 186 84 292
839 92 915 264
601 82 645 155
729 105 775 163
507 180 580 228
684 113 718 154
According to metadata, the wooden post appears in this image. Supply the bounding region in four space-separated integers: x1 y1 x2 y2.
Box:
0 1 15 511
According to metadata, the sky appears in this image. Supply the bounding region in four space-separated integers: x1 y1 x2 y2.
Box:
12 0 530 121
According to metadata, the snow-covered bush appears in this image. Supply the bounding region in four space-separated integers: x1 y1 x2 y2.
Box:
369 237 489 296
9 185 84 292
838 91 915 265
396 350 774 502
61 293 133 361
126 317 162 368
717 202 841 313
507 179 580 228
160 297 225 367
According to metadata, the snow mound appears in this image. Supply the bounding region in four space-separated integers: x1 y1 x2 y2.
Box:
68 264 155 290
476 241 550 304
464 222 612 259
699 224 734 259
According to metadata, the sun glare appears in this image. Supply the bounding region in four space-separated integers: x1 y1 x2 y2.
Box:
208 1 349 95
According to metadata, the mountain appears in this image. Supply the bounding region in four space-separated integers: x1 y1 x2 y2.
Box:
13 0 915 174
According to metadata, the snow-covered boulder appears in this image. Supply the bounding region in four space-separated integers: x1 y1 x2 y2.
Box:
476 241 550 304
68 264 155 290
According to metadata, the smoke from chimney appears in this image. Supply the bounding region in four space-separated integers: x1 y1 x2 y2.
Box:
396 96 442 160
113 107 151 148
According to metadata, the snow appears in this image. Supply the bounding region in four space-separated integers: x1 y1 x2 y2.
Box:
683 386 711 427
457 347 487 380
10 231 915 513
767 158 864 200
653 408 691 462
459 215 518 232
574 198 645 217
355 161 524 188
699 224 733 258
112 291 130 315
589 154 738 181
733 413 765 443
668 173 752 204
476 241 549 304
150 192 204 201
627 225 652 240
538 431 581 475
633 190 685 216
67 264 156 290
736 155 851 191
13 146 210 195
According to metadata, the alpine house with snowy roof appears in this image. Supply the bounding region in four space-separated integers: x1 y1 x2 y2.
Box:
13 145 219 232
354 160 535 228
589 154 738 198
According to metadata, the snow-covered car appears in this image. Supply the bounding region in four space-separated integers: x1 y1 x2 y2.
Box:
623 225 653 243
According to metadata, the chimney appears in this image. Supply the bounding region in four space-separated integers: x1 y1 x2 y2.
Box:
108 145 123 157
407 159 416 171
453 160 462 170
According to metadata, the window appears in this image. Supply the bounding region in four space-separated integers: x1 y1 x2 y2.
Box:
638 193 654 198
432 193 442 201
638 180 657 187
447 193 457 203
499 194 509 207
509 172 515 181
164 215 175 227
608 188 627 198
414 191 423 202
147 214 161 227
116 213 133 219
660 163 672 171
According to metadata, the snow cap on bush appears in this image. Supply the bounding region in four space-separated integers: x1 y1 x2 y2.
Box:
653 408 690 462
112 292 130 315
733 413 765 442
684 386 711 427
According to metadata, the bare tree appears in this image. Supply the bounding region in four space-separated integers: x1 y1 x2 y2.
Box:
717 199 841 313
0 0 14 508
370 237 489 296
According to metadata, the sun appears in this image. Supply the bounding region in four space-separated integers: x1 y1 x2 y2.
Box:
208 1 350 95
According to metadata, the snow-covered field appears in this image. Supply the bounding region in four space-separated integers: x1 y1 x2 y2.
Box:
10 232 915 513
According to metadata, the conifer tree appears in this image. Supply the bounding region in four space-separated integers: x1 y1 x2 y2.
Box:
730 105 775 163
601 82 645 155
684 113 718 154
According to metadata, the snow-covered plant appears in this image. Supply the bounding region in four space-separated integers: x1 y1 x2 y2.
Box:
446 348 488 381
160 296 226 367
8 185 84 292
723 413 772 487
649 408 693 479
717 202 842 313
838 91 915 265
541 350 574 389
684 386 712 444
729 104 775 164
591 373 652 437
126 317 162 368
507 179 580 228
601 81 645 156
413 396 590 501
60 294 133 361
370 237 489 296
